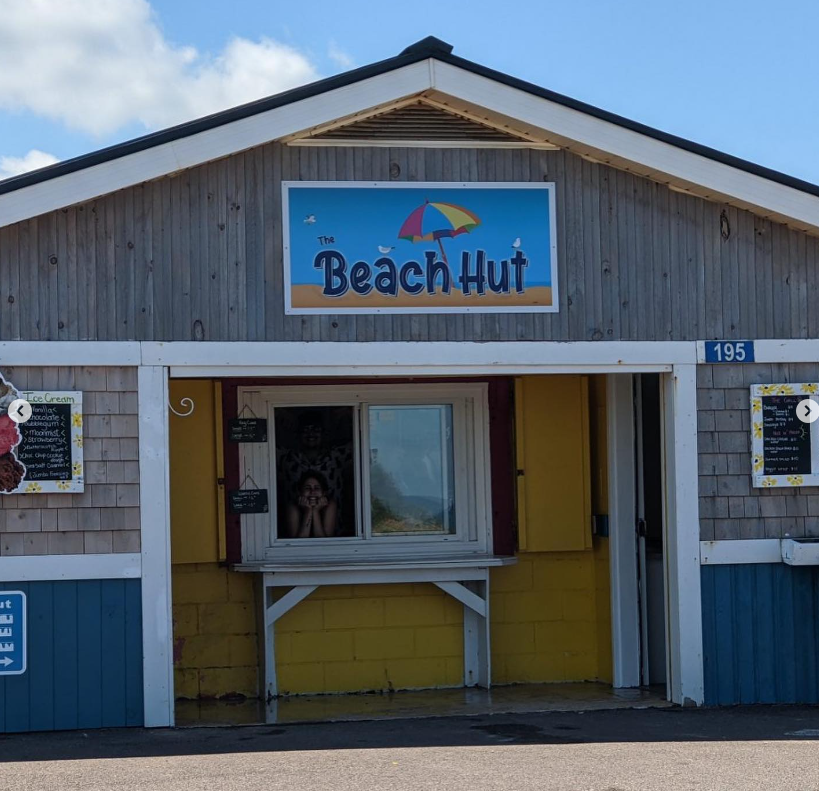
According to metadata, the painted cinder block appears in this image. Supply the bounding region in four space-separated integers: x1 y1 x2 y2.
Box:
198 603 255 636
172 568 229 605
324 597 385 630
354 627 414 660
198 667 258 699
290 630 355 663
413 625 463 658
275 599 323 632
383 594 446 627
278 662 325 695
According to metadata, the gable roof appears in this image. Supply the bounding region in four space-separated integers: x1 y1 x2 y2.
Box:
1 36 818 233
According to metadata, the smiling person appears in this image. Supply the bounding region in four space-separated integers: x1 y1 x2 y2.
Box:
286 470 338 538
276 409 353 536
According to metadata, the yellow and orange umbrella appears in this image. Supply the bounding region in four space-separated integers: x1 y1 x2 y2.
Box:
397 200 481 264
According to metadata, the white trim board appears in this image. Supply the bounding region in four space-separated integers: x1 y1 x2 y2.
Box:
0 553 141 581
430 63 819 234
138 366 174 728
0 57 818 234
663 365 704 706
700 539 783 565
146 340 697 368
0 342 141 366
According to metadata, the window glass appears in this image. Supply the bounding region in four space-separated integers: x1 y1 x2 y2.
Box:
274 406 356 538
368 405 456 535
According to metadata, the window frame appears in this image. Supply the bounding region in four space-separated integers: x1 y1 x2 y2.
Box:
237 383 492 563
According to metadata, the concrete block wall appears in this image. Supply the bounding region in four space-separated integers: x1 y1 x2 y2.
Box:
172 563 258 699
697 363 819 541
0 366 140 555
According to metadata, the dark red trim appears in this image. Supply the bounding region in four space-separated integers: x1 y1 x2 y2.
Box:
220 381 243 564
488 378 517 556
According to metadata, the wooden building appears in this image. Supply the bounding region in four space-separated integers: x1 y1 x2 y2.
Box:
2 37 819 731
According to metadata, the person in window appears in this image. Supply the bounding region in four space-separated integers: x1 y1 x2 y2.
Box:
285 470 338 538
277 411 353 530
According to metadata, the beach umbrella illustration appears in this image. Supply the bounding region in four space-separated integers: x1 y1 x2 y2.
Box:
397 200 481 265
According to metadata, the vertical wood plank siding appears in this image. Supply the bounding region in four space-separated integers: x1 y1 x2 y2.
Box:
0 579 143 732
701 564 819 705
1 143 817 342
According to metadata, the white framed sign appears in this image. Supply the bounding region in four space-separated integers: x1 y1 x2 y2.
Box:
282 181 559 315
0 377 84 495
751 383 819 488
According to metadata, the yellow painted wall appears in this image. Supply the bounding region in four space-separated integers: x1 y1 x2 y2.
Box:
169 374 612 699
170 379 255 699
275 583 464 694
172 563 259 698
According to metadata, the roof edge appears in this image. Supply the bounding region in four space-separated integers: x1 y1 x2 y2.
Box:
1 37 818 205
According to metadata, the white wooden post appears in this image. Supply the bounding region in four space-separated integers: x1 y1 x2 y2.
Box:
663 365 704 705
139 365 174 727
606 374 641 688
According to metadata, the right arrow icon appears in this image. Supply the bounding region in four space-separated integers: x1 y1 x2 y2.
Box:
797 399 819 424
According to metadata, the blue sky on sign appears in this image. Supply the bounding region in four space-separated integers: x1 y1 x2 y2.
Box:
287 186 553 288
1 0 817 184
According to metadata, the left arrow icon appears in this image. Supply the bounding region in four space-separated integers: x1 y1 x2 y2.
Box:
7 399 31 424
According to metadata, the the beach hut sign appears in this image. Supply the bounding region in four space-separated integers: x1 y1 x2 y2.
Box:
282 182 558 314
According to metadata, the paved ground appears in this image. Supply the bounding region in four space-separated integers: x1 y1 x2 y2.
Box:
2 706 819 790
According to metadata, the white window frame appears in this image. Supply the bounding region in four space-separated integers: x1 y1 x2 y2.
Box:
237 383 492 563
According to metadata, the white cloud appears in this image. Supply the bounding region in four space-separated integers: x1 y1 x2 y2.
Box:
0 0 322 137
0 149 60 179
328 42 355 70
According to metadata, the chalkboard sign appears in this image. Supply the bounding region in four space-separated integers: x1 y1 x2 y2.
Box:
18 403 73 481
228 418 268 443
751 384 819 488
11 390 84 494
762 396 811 475
229 488 269 514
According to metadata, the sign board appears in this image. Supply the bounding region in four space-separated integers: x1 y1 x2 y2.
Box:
751 384 819 487
283 182 558 315
0 591 26 676
229 488 269 514
16 391 84 493
228 418 268 443
704 340 755 363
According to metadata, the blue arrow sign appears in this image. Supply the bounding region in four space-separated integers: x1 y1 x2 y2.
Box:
0 591 26 676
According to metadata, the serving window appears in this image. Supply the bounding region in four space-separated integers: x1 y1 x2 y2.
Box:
237 383 491 563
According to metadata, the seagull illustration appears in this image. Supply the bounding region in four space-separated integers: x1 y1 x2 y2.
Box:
378 245 395 254
512 237 521 249
304 214 316 224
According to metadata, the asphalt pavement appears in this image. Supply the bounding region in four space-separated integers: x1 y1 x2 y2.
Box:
2 705 819 790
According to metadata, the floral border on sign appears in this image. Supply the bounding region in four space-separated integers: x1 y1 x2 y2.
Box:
750 383 819 489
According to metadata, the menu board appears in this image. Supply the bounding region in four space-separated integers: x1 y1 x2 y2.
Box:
761 396 811 475
15 391 84 494
228 418 268 443
18 403 73 480
751 384 819 488
229 488 269 514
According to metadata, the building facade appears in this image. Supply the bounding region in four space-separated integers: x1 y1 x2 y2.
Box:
2 37 819 731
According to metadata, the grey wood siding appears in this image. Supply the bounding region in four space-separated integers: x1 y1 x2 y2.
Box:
1 143 817 342
697 363 819 541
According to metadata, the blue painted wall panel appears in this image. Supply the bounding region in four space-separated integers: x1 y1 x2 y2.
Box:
0 579 143 733
702 564 819 705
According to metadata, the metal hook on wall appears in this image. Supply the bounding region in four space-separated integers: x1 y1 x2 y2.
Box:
169 397 195 418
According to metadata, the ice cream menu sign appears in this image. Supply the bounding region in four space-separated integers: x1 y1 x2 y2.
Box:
0 377 84 495
751 383 819 488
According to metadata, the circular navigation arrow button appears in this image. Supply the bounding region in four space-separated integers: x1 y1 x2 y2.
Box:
7 398 31 424
797 398 819 424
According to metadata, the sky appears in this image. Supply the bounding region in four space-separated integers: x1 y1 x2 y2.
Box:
1 0 818 184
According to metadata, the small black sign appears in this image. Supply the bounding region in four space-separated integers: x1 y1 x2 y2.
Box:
17 403 73 481
228 418 268 443
229 488 269 514
762 395 811 475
